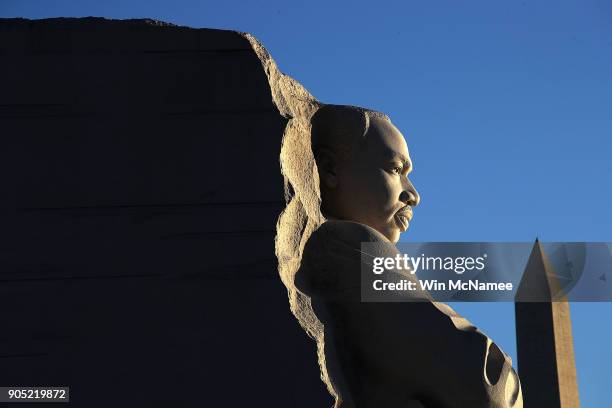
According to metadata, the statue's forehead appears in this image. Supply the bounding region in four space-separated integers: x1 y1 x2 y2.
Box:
364 117 411 161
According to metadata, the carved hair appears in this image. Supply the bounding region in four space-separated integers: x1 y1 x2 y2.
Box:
311 104 390 162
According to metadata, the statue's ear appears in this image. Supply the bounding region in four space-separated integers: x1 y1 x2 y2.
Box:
313 146 339 189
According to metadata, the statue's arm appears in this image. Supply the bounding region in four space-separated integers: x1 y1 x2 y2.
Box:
294 221 523 408
330 297 523 407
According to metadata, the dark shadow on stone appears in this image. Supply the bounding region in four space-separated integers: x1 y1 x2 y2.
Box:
0 17 332 408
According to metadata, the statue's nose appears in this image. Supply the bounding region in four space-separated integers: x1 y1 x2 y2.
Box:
400 176 420 207
400 189 419 207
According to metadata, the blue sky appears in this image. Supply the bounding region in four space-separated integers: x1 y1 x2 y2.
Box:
2 0 611 405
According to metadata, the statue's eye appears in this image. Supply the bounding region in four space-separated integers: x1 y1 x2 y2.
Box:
392 166 402 175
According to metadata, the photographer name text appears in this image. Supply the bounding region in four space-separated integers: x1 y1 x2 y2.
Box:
372 279 513 292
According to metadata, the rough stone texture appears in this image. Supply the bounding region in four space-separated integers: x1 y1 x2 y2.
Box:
515 241 580 408
0 17 332 407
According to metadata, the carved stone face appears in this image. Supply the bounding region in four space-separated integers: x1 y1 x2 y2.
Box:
320 116 420 243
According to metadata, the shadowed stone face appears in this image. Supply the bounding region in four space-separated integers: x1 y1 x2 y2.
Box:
318 116 420 243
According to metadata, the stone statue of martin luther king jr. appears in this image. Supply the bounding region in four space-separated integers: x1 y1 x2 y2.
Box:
274 104 523 408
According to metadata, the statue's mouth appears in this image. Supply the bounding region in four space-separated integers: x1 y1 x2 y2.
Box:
395 208 412 231
396 206 413 220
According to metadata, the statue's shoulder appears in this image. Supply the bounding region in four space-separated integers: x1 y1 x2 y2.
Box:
295 220 396 299
309 220 390 249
